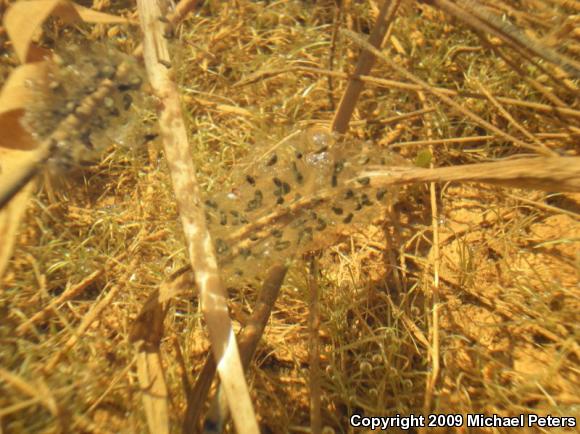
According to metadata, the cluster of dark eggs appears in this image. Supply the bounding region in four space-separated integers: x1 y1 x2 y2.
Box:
22 44 144 170
203 127 404 285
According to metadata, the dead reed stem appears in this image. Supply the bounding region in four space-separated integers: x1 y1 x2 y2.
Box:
362 156 580 192
331 0 401 133
136 1 258 432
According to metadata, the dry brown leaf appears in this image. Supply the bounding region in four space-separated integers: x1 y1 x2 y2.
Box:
0 173 34 283
0 145 45 283
0 61 51 150
4 0 131 63
0 87 48 282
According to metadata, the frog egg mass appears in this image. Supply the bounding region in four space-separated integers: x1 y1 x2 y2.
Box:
21 44 144 170
204 127 407 286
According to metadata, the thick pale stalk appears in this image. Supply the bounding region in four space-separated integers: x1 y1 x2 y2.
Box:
136 1 259 433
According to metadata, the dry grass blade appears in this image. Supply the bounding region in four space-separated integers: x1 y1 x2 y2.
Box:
391 135 494 148
342 29 558 157
16 229 169 334
362 156 580 192
465 0 580 78
506 193 580 220
235 65 580 119
44 284 121 372
429 0 580 79
380 293 429 348
474 80 548 149
0 367 58 417
136 1 258 433
475 31 570 109
17 267 108 335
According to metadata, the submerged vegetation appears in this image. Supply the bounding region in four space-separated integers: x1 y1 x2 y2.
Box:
0 0 578 432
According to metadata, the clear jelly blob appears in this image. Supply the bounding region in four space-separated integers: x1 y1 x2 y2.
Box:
21 43 145 170
204 126 408 287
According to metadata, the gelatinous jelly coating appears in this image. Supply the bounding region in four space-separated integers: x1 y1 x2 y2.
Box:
204 127 408 287
21 44 144 170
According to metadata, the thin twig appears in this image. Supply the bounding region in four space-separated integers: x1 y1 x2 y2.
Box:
307 255 322 434
418 90 440 421
16 229 168 335
506 193 580 220
377 107 436 125
390 135 495 148
326 2 342 111
331 0 402 133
